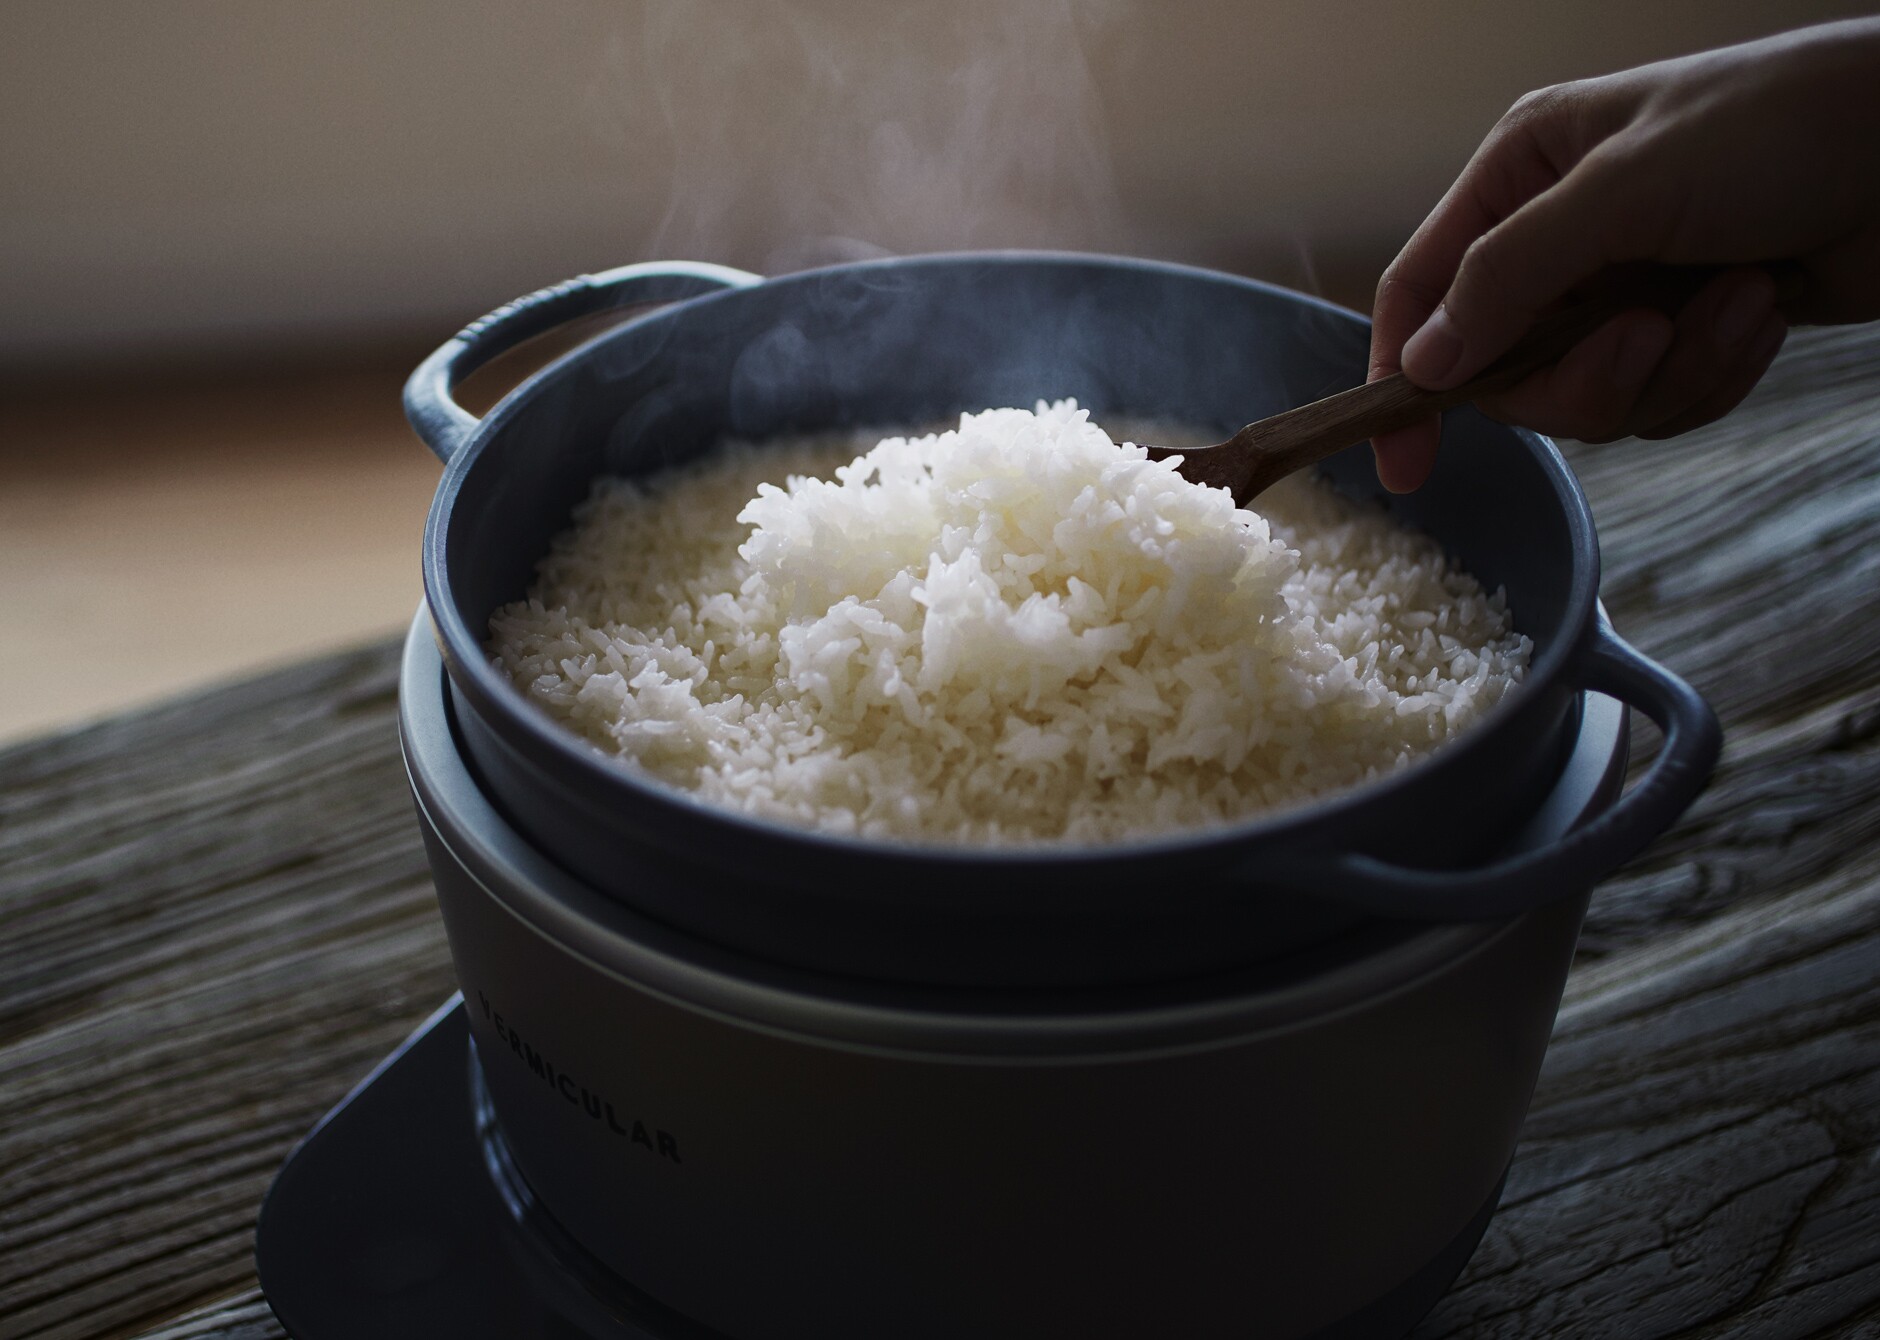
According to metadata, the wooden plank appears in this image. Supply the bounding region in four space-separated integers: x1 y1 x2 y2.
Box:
1421 868 1880 1336
125 1291 276 1340
1565 327 1880 967
0 324 1877 1339
0 646 454 1340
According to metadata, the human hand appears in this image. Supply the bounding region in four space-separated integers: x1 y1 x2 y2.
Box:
1369 18 1880 492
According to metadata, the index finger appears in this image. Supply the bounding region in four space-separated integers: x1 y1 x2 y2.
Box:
1370 96 1577 381
1369 101 1572 491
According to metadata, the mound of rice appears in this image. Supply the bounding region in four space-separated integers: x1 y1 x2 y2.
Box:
488 401 1531 844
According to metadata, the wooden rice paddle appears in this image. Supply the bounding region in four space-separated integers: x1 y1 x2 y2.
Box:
1147 264 1804 503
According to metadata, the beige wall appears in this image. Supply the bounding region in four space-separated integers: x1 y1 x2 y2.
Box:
4 0 1873 365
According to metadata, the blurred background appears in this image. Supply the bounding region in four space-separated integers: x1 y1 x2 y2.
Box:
3 0 1871 741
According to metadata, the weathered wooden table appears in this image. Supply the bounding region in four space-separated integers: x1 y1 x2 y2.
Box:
3 323 1877 1339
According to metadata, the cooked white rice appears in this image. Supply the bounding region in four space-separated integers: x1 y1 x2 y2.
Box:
488 401 1531 845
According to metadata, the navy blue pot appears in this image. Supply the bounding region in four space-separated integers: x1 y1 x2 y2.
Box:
404 254 1718 986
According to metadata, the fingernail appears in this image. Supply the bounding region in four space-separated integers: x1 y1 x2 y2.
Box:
1612 320 1671 389
1716 280 1773 348
1402 306 1464 388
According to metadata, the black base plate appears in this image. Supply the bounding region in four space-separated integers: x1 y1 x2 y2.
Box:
257 998 1503 1339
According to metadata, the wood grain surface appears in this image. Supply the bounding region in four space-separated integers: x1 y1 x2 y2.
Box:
2 323 1877 1339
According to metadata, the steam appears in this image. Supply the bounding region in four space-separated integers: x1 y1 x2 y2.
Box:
598 0 1133 271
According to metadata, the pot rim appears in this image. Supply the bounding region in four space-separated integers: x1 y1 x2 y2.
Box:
419 250 1600 871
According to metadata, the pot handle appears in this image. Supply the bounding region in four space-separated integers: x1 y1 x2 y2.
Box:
402 261 762 464
1261 607 1721 920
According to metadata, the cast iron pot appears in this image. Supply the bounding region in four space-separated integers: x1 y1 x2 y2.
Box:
399 610 1630 1340
403 253 1719 986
